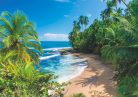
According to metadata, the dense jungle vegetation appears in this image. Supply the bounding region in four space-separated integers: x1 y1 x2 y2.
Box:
69 0 138 97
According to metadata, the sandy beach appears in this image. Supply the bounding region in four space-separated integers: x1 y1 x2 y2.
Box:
64 53 117 97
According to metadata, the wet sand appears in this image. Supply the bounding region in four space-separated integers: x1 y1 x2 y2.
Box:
64 53 117 97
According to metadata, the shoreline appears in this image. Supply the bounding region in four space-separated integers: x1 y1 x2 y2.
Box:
64 53 117 97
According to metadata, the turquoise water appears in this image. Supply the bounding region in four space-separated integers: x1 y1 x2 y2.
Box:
40 41 87 82
41 41 71 49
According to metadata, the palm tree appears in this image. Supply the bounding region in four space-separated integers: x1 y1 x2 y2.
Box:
104 0 126 6
116 7 123 16
79 16 85 31
0 11 42 64
79 16 89 31
112 0 127 7
100 1 114 20
84 16 89 29
100 10 107 20
73 20 81 31
106 1 114 17
104 0 132 15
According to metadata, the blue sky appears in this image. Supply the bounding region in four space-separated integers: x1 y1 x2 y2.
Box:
0 0 129 41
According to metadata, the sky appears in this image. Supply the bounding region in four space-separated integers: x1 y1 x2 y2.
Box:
0 0 129 41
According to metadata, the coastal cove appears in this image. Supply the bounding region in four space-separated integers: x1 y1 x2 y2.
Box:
0 0 137 96
39 41 117 97
39 41 88 82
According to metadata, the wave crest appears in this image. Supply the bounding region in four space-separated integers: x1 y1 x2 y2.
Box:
40 54 60 60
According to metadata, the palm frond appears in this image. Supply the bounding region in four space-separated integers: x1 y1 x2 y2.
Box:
0 17 13 33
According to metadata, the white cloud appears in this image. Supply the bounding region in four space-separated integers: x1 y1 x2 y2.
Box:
64 15 70 18
86 13 92 18
54 0 71 3
43 33 69 41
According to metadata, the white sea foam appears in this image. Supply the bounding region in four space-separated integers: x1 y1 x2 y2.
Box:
43 47 72 51
40 50 88 83
56 55 88 83
40 54 60 60
56 64 88 83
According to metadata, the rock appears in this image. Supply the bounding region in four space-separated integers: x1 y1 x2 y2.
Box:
58 48 73 55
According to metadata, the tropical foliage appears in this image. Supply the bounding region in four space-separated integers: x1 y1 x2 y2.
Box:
69 0 138 97
0 11 43 64
0 11 64 97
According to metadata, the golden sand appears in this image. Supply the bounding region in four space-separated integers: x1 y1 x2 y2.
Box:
64 53 117 97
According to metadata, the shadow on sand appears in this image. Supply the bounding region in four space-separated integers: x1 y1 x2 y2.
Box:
73 54 117 97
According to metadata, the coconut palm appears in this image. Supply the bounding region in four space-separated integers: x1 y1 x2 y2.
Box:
104 0 126 6
105 0 132 15
73 20 81 31
69 20 82 50
112 0 127 7
116 7 123 16
83 16 89 29
0 11 42 64
79 16 89 31
79 16 85 31
101 10 107 20
100 1 115 21
106 1 115 17
0 11 65 97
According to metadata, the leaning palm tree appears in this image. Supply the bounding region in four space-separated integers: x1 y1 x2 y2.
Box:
112 0 127 7
104 0 126 5
105 0 132 12
101 14 138 97
104 0 132 15
0 11 42 64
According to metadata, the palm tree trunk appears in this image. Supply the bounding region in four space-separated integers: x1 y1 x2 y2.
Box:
82 24 83 32
121 0 132 15
121 0 128 8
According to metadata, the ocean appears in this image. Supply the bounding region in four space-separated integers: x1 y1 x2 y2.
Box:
39 41 87 82
41 41 71 49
